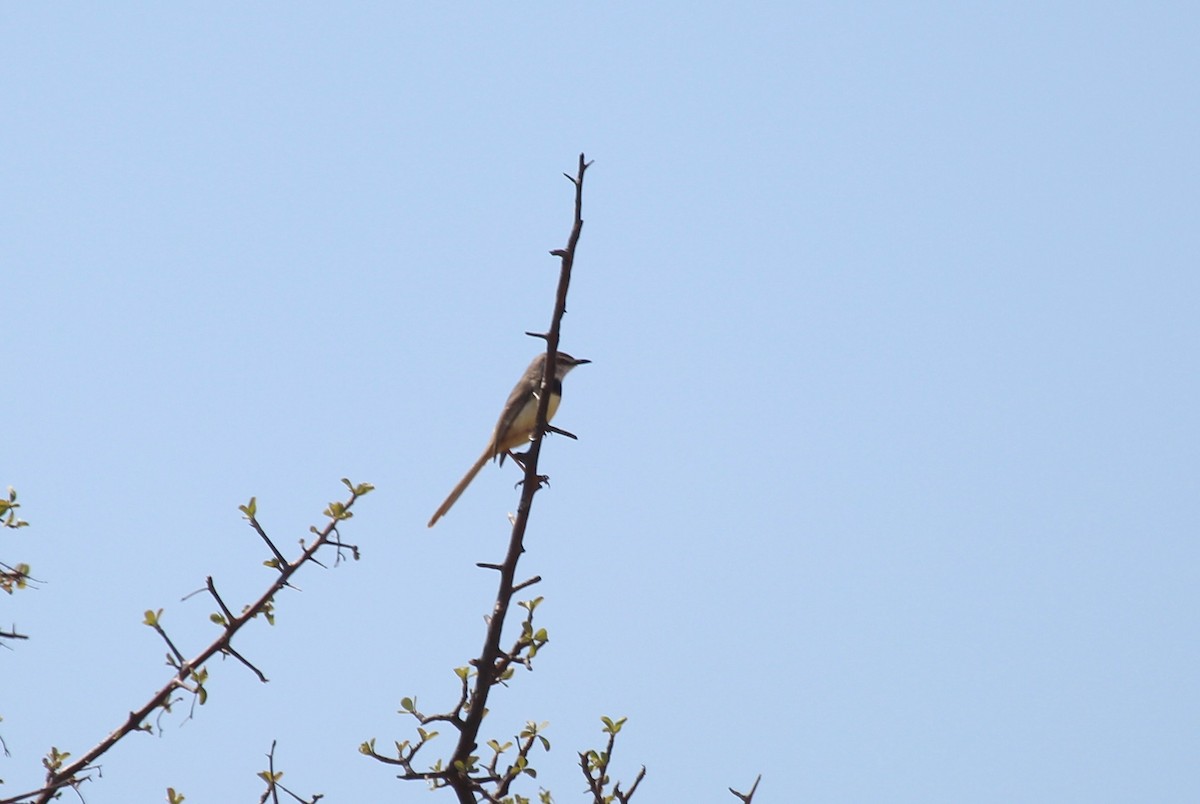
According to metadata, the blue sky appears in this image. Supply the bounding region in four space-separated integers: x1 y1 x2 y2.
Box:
3 4 1198 802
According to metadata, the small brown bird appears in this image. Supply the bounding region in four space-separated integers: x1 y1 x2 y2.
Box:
427 351 590 527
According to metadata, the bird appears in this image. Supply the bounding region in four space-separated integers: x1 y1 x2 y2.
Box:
427 351 590 527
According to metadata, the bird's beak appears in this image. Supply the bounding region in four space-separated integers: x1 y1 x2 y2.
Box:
575 358 592 365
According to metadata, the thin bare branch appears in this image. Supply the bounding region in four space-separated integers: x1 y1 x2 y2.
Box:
730 774 763 802
206 576 237 623
222 643 269 683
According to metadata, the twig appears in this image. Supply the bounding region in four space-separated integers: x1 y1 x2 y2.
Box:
730 774 762 802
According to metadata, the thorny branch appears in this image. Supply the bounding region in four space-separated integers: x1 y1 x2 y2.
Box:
578 717 644 803
257 740 324 804
0 479 372 804
446 154 590 803
2 486 33 643
367 155 759 801
365 155 591 803
730 774 763 802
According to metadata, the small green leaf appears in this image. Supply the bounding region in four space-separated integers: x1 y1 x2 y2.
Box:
240 497 258 519
600 715 626 734
325 501 352 520
400 696 415 712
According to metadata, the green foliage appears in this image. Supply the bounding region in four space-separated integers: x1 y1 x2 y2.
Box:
324 480 376 522
342 478 376 497
257 770 283 785
519 721 551 753
1 486 28 529
191 667 209 705
243 597 276 625
238 496 257 520
600 716 626 735
0 561 30 594
2 486 32 595
42 746 71 773
580 717 645 802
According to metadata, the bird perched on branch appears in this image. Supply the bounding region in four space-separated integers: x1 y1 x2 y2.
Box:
428 351 590 527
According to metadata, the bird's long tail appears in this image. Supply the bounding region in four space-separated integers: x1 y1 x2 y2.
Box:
427 450 491 527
